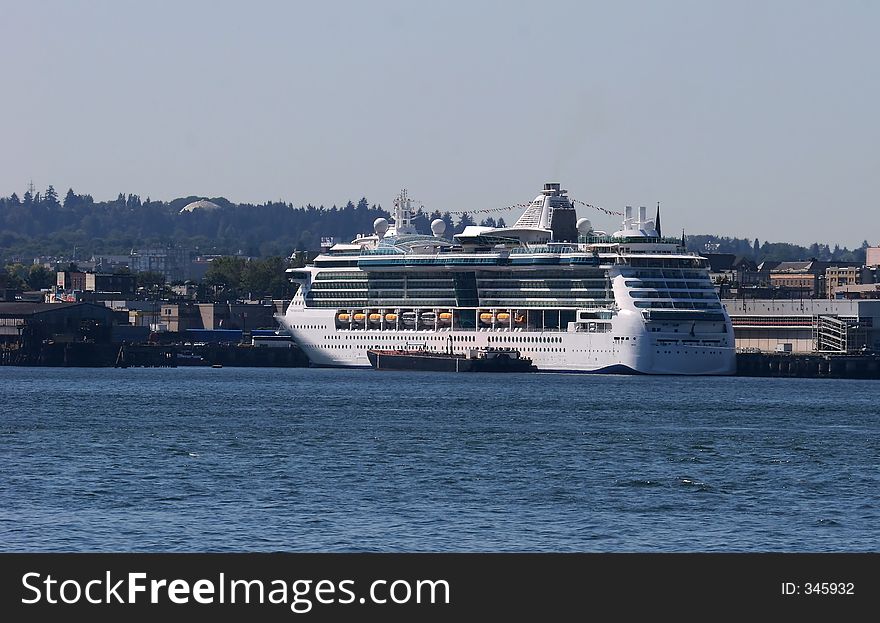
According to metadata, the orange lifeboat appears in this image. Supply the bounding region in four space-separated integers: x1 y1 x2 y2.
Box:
353 313 366 323
337 313 350 322
438 312 452 324
479 312 495 324
368 313 382 323
496 312 511 322
385 313 398 322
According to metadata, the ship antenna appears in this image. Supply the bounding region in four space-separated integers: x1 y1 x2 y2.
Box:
655 201 662 237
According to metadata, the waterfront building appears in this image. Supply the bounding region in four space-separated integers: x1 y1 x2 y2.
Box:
129 247 193 283
91 254 132 273
704 253 759 297
768 261 825 298
84 272 136 296
160 303 204 332
0 302 124 343
824 265 876 299
722 298 880 354
56 270 87 292
768 261 863 298
832 284 880 300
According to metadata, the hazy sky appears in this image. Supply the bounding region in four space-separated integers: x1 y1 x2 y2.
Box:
1 0 877 247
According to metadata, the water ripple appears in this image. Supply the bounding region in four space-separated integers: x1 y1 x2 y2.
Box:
0 367 877 552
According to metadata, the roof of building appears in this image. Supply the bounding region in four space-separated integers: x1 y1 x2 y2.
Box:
179 199 221 213
770 260 863 274
835 284 880 293
732 256 758 270
772 261 815 273
757 261 781 272
704 253 736 272
0 302 109 316
705 254 758 272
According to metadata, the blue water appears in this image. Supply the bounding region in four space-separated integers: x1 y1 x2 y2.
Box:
0 367 877 552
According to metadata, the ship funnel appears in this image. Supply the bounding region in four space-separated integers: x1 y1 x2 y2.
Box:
624 206 633 229
638 206 647 227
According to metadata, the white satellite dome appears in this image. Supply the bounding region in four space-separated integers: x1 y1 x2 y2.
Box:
373 217 389 236
576 218 593 236
430 218 447 236
179 199 221 213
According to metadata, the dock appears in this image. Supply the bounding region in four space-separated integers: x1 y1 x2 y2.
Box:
0 341 308 368
736 352 880 379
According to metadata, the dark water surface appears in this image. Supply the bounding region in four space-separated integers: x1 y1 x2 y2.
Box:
1 367 877 552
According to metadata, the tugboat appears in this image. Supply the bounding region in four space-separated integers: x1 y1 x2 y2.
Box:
367 346 537 373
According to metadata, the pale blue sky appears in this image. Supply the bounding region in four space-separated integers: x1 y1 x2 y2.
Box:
1 0 877 247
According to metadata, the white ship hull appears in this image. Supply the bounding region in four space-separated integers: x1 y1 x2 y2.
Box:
278 307 736 375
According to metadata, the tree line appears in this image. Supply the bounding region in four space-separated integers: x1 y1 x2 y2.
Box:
0 184 870 264
0 186 390 260
0 185 510 262
684 234 870 264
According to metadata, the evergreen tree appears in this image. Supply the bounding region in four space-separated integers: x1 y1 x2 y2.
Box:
441 212 455 234
44 185 60 209
455 213 475 235
411 209 431 235
63 188 78 209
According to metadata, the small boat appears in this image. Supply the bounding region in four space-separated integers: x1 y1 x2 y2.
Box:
420 312 436 323
368 313 383 324
211 363 223 368
337 313 350 322
385 313 398 322
496 312 511 322
353 313 366 323
367 347 537 373
176 351 209 366
479 312 495 324
438 312 452 324
401 312 417 326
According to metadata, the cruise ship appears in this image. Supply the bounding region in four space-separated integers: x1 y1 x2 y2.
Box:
278 183 736 374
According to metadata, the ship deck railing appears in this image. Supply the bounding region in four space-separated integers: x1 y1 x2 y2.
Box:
333 326 571 333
